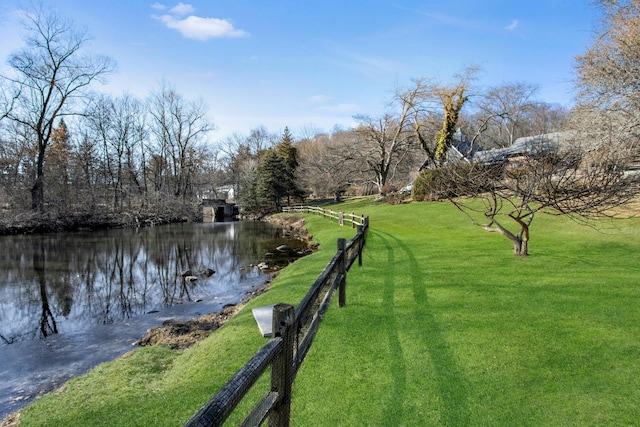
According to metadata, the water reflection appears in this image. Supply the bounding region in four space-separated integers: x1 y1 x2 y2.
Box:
33 239 58 339
0 221 304 345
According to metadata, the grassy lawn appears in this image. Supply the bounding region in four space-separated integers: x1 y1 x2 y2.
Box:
17 199 640 426
292 200 640 426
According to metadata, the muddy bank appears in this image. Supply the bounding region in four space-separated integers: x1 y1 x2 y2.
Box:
136 283 270 350
263 214 315 243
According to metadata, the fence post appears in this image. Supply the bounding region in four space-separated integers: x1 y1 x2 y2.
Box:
351 212 355 228
269 304 295 427
357 225 364 266
339 211 344 226
337 238 346 307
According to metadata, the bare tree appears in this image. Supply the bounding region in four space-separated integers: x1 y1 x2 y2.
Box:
353 81 427 194
84 93 147 211
69 130 100 211
354 112 415 193
298 130 363 201
473 83 540 148
148 83 214 204
576 0 640 119
245 125 278 153
520 102 569 137
1 4 115 211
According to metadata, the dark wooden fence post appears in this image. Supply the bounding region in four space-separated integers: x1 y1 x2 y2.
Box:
337 238 346 307
357 225 364 267
269 304 295 427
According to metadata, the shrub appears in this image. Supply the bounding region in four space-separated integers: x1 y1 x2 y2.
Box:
412 168 448 201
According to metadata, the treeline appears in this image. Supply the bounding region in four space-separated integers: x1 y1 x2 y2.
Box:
4 3 634 234
0 84 217 231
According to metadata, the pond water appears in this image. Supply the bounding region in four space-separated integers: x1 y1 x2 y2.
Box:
0 220 306 418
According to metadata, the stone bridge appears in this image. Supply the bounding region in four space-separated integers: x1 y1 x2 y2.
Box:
201 198 238 222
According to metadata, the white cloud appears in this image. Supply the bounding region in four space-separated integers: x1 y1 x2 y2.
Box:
152 3 249 40
505 19 519 31
169 2 195 16
155 14 249 40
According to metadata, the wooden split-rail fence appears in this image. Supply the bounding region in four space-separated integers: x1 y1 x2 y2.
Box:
282 205 366 229
185 207 369 427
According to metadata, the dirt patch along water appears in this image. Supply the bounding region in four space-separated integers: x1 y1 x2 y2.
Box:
135 284 269 350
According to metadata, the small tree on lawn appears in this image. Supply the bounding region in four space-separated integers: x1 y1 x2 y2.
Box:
421 131 639 256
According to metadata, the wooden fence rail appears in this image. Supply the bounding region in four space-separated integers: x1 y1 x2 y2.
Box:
185 211 369 427
282 205 366 229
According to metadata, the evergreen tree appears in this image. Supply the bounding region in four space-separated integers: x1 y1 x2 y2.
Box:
274 127 303 204
257 148 288 212
275 126 298 172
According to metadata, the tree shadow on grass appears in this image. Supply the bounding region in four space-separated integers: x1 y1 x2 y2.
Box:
376 230 407 423
374 230 470 425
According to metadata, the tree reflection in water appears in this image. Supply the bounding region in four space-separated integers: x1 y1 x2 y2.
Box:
33 239 58 338
0 221 306 344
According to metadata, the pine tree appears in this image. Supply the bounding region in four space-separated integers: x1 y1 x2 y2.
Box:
274 127 303 205
275 126 298 172
257 148 288 212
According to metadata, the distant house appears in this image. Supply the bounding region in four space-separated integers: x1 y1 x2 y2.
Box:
419 128 480 170
200 186 236 202
471 131 576 165
419 129 639 175
216 185 236 201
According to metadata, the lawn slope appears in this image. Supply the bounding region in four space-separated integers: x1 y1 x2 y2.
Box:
18 199 640 426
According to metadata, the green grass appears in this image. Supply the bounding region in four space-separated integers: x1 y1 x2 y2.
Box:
18 200 640 426
292 201 640 426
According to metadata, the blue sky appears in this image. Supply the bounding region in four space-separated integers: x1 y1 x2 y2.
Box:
0 1 599 141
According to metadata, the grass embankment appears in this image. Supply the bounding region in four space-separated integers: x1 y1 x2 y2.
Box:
18 199 640 426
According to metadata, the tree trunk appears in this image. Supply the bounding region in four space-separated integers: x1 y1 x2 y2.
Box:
31 174 44 212
486 220 530 257
513 238 528 256
31 140 47 212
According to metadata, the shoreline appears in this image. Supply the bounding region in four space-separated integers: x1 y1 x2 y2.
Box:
134 280 272 349
136 213 314 349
